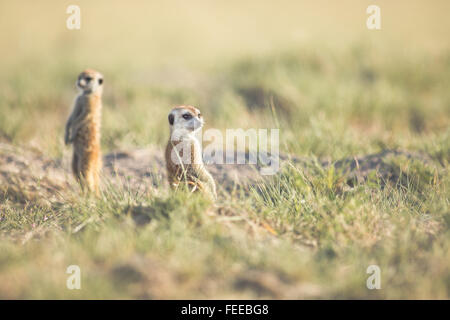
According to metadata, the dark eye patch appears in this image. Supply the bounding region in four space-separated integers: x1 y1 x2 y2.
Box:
182 113 193 120
85 76 93 82
98 78 103 85
168 114 174 125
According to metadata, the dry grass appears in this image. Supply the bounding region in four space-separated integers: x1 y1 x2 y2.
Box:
0 1 449 299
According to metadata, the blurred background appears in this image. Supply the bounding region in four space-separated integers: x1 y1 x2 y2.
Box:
0 0 449 159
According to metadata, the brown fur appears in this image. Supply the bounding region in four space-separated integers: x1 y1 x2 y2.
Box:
65 70 103 195
172 105 201 116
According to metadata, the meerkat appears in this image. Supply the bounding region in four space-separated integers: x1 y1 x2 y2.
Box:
165 105 217 200
64 69 104 195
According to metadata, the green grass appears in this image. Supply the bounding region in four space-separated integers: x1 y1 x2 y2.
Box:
0 1 449 299
1 158 448 298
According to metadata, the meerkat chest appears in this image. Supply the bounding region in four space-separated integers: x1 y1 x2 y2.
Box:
167 138 202 168
73 116 101 150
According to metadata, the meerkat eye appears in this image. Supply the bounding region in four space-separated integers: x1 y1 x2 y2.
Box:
85 77 93 82
98 78 103 85
182 113 193 120
168 114 174 125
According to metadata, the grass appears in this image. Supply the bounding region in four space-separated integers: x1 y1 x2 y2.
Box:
0 1 449 299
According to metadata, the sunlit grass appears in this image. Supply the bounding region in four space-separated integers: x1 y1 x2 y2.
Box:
0 1 449 299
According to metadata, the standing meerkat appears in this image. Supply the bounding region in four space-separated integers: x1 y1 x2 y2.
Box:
64 69 104 195
165 106 217 200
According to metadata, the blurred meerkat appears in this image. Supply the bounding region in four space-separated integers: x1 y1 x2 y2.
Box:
64 69 104 195
165 106 217 200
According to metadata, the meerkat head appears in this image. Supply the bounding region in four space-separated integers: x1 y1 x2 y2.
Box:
77 69 104 95
168 105 203 139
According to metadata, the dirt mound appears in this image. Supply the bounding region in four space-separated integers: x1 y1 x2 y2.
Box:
0 143 438 202
325 149 437 187
0 144 266 200
0 143 70 205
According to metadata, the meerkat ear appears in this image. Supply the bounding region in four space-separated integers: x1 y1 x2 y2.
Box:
98 78 103 85
168 114 174 125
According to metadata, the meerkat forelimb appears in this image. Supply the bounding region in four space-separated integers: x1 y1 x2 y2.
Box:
65 97 87 145
65 69 104 195
165 105 217 200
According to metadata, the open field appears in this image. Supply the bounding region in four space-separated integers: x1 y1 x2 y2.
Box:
0 1 449 299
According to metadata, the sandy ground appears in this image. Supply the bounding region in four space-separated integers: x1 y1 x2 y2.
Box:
0 142 437 202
